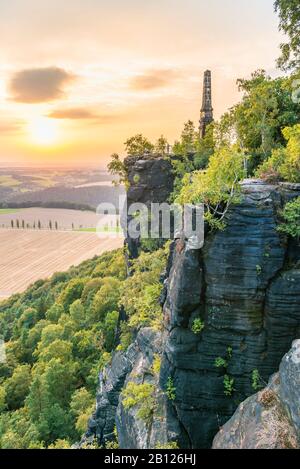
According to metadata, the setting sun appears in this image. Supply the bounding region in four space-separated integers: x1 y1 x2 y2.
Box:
28 118 59 146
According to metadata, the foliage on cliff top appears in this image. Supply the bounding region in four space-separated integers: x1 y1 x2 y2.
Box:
275 0 300 71
108 134 170 186
218 70 300 173
256 124 300 183
169 120 215 199
177 146 246 230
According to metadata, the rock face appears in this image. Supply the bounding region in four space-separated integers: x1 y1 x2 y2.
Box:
123 155 174 259
160 179 300 448
84 327 181 448
279 339 300 434
212 340 300 449
85 175 300 449
116 328 182 449
82 337 139 445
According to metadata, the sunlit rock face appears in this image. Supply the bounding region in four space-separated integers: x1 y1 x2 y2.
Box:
212 340 300 449
160 180 300 448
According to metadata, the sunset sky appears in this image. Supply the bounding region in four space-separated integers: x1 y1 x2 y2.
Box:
0 0 283 168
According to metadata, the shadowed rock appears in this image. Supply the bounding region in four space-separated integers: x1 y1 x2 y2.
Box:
212 340 300 449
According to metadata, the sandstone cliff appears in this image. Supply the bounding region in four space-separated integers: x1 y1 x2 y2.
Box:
84 157 300 449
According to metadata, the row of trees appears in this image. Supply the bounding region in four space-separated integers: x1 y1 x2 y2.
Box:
7 221 102 231
9 220 58 230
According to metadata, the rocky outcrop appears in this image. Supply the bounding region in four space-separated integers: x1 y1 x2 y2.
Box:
212 339 300 449
123 155 174 259
85 177 300 449
160 180 300 448
83 328 180 448
116 328 183 449
82 338 139 445
124 155 174 210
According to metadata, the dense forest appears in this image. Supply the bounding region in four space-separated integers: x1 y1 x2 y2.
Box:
0 247 168 448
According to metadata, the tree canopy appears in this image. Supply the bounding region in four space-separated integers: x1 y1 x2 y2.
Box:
275 0 300 71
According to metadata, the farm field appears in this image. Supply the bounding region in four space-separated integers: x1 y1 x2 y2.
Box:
0 229 123 299
0 207 118 231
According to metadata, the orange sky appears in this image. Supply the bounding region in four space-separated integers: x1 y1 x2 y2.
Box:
0 0 283 168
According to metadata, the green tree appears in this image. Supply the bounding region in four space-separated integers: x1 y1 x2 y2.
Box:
275 0 300 71
37 403 74 444
124 134 154 156
35 324 65 352
45 303 64 323
35 340 73 363
91 277 121 321
0 386 6 412
173 120 198 157
107 153 127 186
70 388 94 434
4 365 31 409
278 196 300 238
257 124 300 182
194 122 215 169
69 300 86 327
26 374 51 422
43 359 77 408
171 121 199 198
155 135 169 156
58 278 87 311
17 307 38 330
219 71 300 172
103 310 119 351
178 146 246 230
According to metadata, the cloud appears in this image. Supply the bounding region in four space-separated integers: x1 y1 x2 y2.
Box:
48 108 100 119
47 107 120 123
130 69 180 90
8 67 75 103
0 121 23 134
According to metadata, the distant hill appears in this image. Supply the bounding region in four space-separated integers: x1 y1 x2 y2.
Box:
4 184 125 211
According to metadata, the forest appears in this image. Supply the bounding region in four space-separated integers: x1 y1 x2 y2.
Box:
0 246 168 448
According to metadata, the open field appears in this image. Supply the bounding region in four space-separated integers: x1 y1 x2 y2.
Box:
0 208 20 214
0 229 123 299
0 207 118 231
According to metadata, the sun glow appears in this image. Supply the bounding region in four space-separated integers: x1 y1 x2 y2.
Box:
28 118 59 146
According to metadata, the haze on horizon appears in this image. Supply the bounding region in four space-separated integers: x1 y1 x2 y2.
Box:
0 0 283 168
